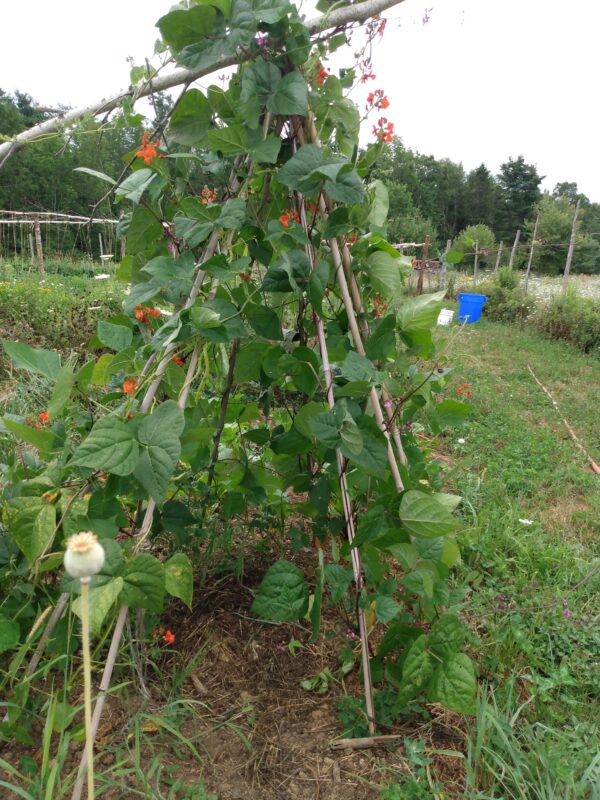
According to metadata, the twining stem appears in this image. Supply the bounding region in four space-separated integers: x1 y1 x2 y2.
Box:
206 339 240 488
296 116 406 491
79 578 94 800
338 236 407 466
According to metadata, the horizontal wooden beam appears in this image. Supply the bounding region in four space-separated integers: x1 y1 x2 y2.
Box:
0 0 405 167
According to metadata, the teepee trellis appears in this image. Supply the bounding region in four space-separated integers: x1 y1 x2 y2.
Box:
0 5 428 794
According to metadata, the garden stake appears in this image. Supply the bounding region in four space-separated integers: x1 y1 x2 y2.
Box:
524 214 539 294
561 199 580 292
294 166 376 733
527 365 600 474
64 532 106 800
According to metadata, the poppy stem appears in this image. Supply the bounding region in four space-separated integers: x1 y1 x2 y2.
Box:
80 577 95 800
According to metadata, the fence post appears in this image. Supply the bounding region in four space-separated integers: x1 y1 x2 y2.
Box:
473 240 479 285
33 217 44 274
29 233 35 265
508 229 520 270
562 199 580 292
493 241 503 274
524 213 539 294
440 238 451 289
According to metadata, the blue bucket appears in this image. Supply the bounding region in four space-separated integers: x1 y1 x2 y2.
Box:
457 293 487 323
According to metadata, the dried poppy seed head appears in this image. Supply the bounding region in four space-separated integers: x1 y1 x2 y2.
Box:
64 531 105 579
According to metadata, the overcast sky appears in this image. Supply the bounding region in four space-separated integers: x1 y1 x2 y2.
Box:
2 0 598 200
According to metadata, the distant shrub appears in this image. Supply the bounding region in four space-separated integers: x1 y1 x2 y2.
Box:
456 268 535 323
453 224 496 270
534 290 600 354
496 266 519 290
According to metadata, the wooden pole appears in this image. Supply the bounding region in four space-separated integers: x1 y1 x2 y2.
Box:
29 233 35 264
416 235 430 295
524 214 539 294
473 240 479 285
98 233 104 261
508 229 520 270
33 217 44 274
562 199 580 292
494 241 503 274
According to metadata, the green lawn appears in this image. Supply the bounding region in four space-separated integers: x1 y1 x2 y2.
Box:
443 318 600 798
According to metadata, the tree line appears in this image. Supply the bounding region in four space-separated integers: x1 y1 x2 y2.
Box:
370 140 600 274
1 88 599 273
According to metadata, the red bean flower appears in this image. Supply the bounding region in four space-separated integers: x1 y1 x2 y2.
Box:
35 411 50 429
135 305 160 325
279 208 300 228
373 293 388 318
366 89 390 111
200 187 218 204
136 132 160 165
163 630 176 645
315 64 329 86
359 59 376 83
373 117 394 143
123 378 139 396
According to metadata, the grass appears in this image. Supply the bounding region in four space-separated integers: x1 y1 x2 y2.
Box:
441 317 600 797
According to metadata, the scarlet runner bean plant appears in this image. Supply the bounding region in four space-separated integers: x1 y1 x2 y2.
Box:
0 0 476 776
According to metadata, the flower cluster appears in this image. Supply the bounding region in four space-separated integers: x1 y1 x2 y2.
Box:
240 271 253 282
135 305 161 326
373 117 394 143
366 89 390 111
171 355 185 368
200 186 217 204
153 626 176 645
123 378 139 396
279 208 300 228
27 411 49 429
457 383 473 399
136 132 160 165
359 59 376 83
373 294 388 318
366 16 387 38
